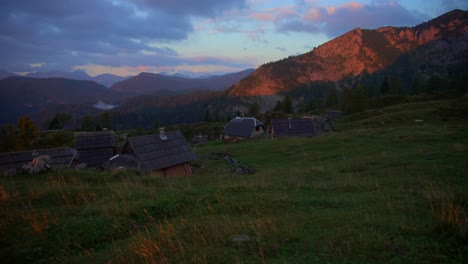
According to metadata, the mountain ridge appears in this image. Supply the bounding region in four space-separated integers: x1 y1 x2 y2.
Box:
228 9 468 96
110 68 255 97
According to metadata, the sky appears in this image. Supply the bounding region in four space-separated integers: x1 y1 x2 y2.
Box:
0 0 466 77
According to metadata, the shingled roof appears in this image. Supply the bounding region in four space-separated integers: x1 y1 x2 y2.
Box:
271 118 317 138
75 131 117 167
124 130 197 172
223 117 265 138
303 116 335 134
0 147 76 172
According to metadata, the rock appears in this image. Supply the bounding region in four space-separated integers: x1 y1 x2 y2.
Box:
75 163 87 170
22 155 52 175
230 234 250 243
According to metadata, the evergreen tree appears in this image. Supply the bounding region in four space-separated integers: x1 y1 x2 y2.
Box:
325 87 338 106
247 101 260 116
17 117 39 150
411 78 423 95
380 76 390 95
367 84 378 98
0 125 17 152
47 113 72 130
80 116 95 131
282 96 293 113
341 88 354 115
273 100 282 112
203 109 212 122
353 84 368 113
99 112 113 130
389 77 403 95
427 75 441 93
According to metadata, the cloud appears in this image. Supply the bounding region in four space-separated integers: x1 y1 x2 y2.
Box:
273 1 430 37
0 0 248 73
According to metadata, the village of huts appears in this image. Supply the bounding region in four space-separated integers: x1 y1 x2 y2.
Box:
0 113 337 176
1 129 198 176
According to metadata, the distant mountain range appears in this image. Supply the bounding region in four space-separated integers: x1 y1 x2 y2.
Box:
0 70 131 87
0 77 109 124
111 69 255 97
0 69 256 125
229 9 468 96
0 70 18 79
1 10 466 129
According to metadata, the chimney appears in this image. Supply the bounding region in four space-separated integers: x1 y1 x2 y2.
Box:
159 127 167 140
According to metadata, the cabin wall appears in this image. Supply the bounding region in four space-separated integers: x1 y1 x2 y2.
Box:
160 163 192 177
250 126 265 138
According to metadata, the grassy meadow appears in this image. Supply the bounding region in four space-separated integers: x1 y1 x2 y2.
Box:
0 97 467 263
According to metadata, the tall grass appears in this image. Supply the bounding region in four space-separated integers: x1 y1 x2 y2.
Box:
0 99 467 263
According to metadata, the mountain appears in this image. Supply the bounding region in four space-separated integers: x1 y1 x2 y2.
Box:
229 9 468 96
93 73 132 88
0 70 19 80
0 77 110 124
26 70 92 80
111 69 255 96
24 70 131 87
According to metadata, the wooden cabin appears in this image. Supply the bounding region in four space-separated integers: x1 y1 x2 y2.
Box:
0 147 77 175
75 131 117 167
223 117 265 141
121 130 197 176
270 117 334 139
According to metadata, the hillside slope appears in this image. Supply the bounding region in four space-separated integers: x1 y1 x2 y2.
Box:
229 9 468 96
0 77 109 124
1 97 466 262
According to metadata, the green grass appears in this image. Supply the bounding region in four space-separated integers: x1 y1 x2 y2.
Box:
1 98 467 263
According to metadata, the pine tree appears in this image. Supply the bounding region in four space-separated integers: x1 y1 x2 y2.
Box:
380 76 390 95
411 78 423 95
354 84 368 113
282 96 293 113
325 87 338 106
341 88 354 115
248 101 260 116
0 125 17 152
99 112 113 130
203 109 212 122
80 116 95 131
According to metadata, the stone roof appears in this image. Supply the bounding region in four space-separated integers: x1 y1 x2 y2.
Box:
0 147 76 172
271 118 317 138
75 131 117 167
125 130 197 172
223 117 265 138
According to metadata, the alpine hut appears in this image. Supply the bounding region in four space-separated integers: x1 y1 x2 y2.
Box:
121 130 197 176
75 131 117 167
223 117 265 141
0 147 77 175
270 118 317 139
303 116 335 135
270 117 334 139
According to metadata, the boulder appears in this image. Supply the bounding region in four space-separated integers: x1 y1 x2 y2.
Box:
22 155 52 175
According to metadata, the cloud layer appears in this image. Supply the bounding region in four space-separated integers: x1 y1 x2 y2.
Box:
0 0 466 76
0 0 249 74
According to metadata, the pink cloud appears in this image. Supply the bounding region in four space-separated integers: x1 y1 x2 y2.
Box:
250 13 274 21
277 1 429 37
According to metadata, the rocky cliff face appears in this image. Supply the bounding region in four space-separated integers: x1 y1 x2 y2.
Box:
229 9 468 96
